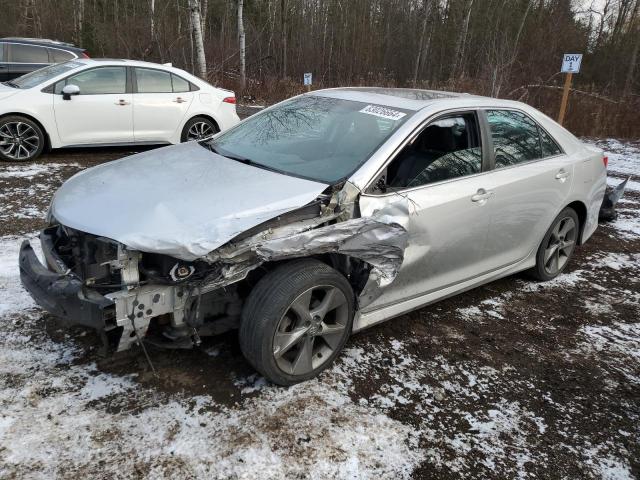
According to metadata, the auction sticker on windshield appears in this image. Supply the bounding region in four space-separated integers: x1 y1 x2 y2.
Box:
359 105 407 121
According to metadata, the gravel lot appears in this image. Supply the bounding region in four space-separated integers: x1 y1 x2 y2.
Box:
0 126 638 478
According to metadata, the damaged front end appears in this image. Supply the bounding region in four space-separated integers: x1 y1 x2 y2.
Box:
19 182 408 354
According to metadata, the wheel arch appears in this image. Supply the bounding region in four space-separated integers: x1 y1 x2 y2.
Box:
0 112 51 151
565 200 588 245
242 253 371 304
180 113 221 141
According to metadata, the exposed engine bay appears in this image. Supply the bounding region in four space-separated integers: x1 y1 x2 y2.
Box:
28 181 409 354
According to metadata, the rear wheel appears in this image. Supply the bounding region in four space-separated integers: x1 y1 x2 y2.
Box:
0 116 45 162
180 116 219 143
239 259 354 386
530 207 579 281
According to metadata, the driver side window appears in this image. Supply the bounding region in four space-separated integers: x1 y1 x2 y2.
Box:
384 113 482 189
54 67 127 95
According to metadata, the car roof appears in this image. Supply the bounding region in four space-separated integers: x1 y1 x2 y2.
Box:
1 37 85 52
73 58 191 71
311 87 525 112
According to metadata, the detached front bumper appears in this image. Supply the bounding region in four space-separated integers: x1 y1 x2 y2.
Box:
19 239 114 330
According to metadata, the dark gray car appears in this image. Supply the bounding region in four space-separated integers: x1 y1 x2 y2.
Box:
0 38 87 81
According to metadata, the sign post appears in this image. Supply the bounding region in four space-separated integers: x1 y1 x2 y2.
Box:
303 72 312 92
558 53 582 125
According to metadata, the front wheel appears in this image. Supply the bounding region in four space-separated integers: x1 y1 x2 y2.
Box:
239 259 354 386
530 207 580 281
180 116 219 143
0 116 45 162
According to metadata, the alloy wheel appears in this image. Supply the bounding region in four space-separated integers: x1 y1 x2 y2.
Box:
543 216 577 276
273 285 349 376
186 121 216 142
0 122 40 160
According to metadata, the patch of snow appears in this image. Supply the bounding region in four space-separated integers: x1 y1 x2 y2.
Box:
0 163 79 179
582 445 635 480
586 138 640 177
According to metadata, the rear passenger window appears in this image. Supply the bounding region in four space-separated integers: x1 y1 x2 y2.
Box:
136 68 172 93
539 128 562 157
49 49 75 63
9 44 49 63
487 110 542 168
0 43 4 62
171 74 190 92
386 113 482 188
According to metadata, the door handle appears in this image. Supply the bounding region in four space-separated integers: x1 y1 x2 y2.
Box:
173 97 187 103
471 188 494 204
555 169 570 182
115 99 130 106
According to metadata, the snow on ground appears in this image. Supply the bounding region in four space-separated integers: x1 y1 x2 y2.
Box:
0 162 80 179
0 236 423 478
589 138 640 177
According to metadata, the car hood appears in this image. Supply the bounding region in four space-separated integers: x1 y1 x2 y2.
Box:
51 141 330 260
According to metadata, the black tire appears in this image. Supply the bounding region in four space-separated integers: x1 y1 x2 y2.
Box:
530 207 580 281
180 116 219 142
239 259 355 386
0 115 45 162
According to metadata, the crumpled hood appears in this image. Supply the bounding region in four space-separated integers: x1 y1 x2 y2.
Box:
51 141 329 260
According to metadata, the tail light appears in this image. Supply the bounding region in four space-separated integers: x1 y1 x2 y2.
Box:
81 51 90 58
222 96 236 104
603 156 608 168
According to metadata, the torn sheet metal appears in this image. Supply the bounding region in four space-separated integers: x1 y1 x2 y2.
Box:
50 141 329 261
599 177 629 222
200 216 408 308
256 217 408 282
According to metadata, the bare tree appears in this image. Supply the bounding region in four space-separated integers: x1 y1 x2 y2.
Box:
188 0 207 79
413 0 432 86
150 0 156 41
238 0 246 90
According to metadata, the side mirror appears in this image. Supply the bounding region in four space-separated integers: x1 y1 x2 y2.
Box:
62 84 80 100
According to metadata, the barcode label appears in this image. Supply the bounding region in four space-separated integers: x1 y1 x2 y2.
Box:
359 105 407 121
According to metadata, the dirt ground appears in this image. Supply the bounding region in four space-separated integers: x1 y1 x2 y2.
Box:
0 118 638 478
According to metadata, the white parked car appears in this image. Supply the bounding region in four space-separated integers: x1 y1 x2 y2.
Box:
0 59 240 161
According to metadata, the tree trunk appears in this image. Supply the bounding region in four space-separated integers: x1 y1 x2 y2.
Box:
201 0 208 38
150 0 156 40
623 22 640 97
413 0 431 86
238 0 246 90
188 0 207 79
281 0 288 78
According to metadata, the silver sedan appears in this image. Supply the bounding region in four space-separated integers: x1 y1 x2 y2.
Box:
19 88 607 385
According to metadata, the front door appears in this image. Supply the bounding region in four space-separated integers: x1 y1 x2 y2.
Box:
359 111 495 311
0 43 8 81
52 66 134 145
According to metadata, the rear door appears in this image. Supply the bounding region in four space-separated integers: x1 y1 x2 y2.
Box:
480 109 572 268
52 66 134 145
7 43 50 79
132 67 194 142
0 43 8 81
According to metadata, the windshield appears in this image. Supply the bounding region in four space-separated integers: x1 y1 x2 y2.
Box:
209 95 413 184
8 61 83 89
